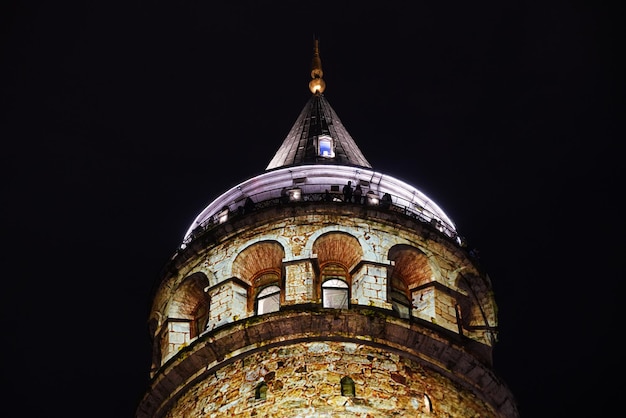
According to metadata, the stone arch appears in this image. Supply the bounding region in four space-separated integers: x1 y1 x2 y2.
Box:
212 235 291 283
179 259 220 289
165 272 211 338
455 271 497 331
232 241 286 312
388 244 434 290
231 241 285 285
312 231 363 270
304 225 384 264
388 245 437 323
157 272 211 367
312 232 363 304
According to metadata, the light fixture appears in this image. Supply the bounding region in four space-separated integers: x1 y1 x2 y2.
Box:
288 187 302 202
365 191 379 206
218 206 230 223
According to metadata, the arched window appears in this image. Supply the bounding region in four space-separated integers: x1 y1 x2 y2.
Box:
322 279 349 309
424 393 432 413
340 376 355 396
255 381 267 400
390 274 411 319
391 290 411 319
256 285 280 315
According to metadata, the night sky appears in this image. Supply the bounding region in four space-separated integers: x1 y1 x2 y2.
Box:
1 1 623 417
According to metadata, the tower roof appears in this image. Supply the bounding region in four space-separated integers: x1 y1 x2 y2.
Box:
265 40 372 171
183 39 458 243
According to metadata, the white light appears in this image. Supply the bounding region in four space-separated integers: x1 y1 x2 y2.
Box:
218 207 229 223
366 191 379 206
288 187 302 201
182 165 458 242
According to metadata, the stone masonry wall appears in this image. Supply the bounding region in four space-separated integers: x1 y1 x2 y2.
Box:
162 341 497 418
206 280 248 332
161 320 191 364
154 210 493 350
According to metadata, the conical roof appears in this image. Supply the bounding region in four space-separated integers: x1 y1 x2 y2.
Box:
266 40 372 170
183 40 458 244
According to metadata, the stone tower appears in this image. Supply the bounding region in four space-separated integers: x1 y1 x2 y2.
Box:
136 40 518 418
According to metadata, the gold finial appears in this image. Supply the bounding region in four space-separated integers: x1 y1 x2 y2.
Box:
309 38 326 94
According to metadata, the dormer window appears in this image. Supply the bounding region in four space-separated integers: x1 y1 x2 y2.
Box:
318 135 334 158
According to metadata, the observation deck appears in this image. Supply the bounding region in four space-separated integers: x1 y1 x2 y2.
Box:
183 165 461 247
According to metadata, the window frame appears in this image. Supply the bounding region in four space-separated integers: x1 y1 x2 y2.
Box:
317 135 335 158
255 284 281 315
322 278 349 309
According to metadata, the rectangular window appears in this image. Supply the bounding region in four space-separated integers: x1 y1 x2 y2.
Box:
318 135 334 158
257 285 281 314
323 288 348 308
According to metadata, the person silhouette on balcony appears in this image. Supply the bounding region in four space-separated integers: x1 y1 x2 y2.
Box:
381 192 392 209
244 196 255 213
353 183 363 204
342 181 353 203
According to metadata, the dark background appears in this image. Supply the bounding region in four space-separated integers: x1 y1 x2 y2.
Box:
1 1 623 416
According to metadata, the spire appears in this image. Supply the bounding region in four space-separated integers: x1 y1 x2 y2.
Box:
266 40 372 170
309 38 326 94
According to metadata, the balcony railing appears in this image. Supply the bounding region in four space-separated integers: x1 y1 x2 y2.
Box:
181 187 463 248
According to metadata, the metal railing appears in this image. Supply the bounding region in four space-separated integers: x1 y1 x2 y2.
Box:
182 187 462 248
